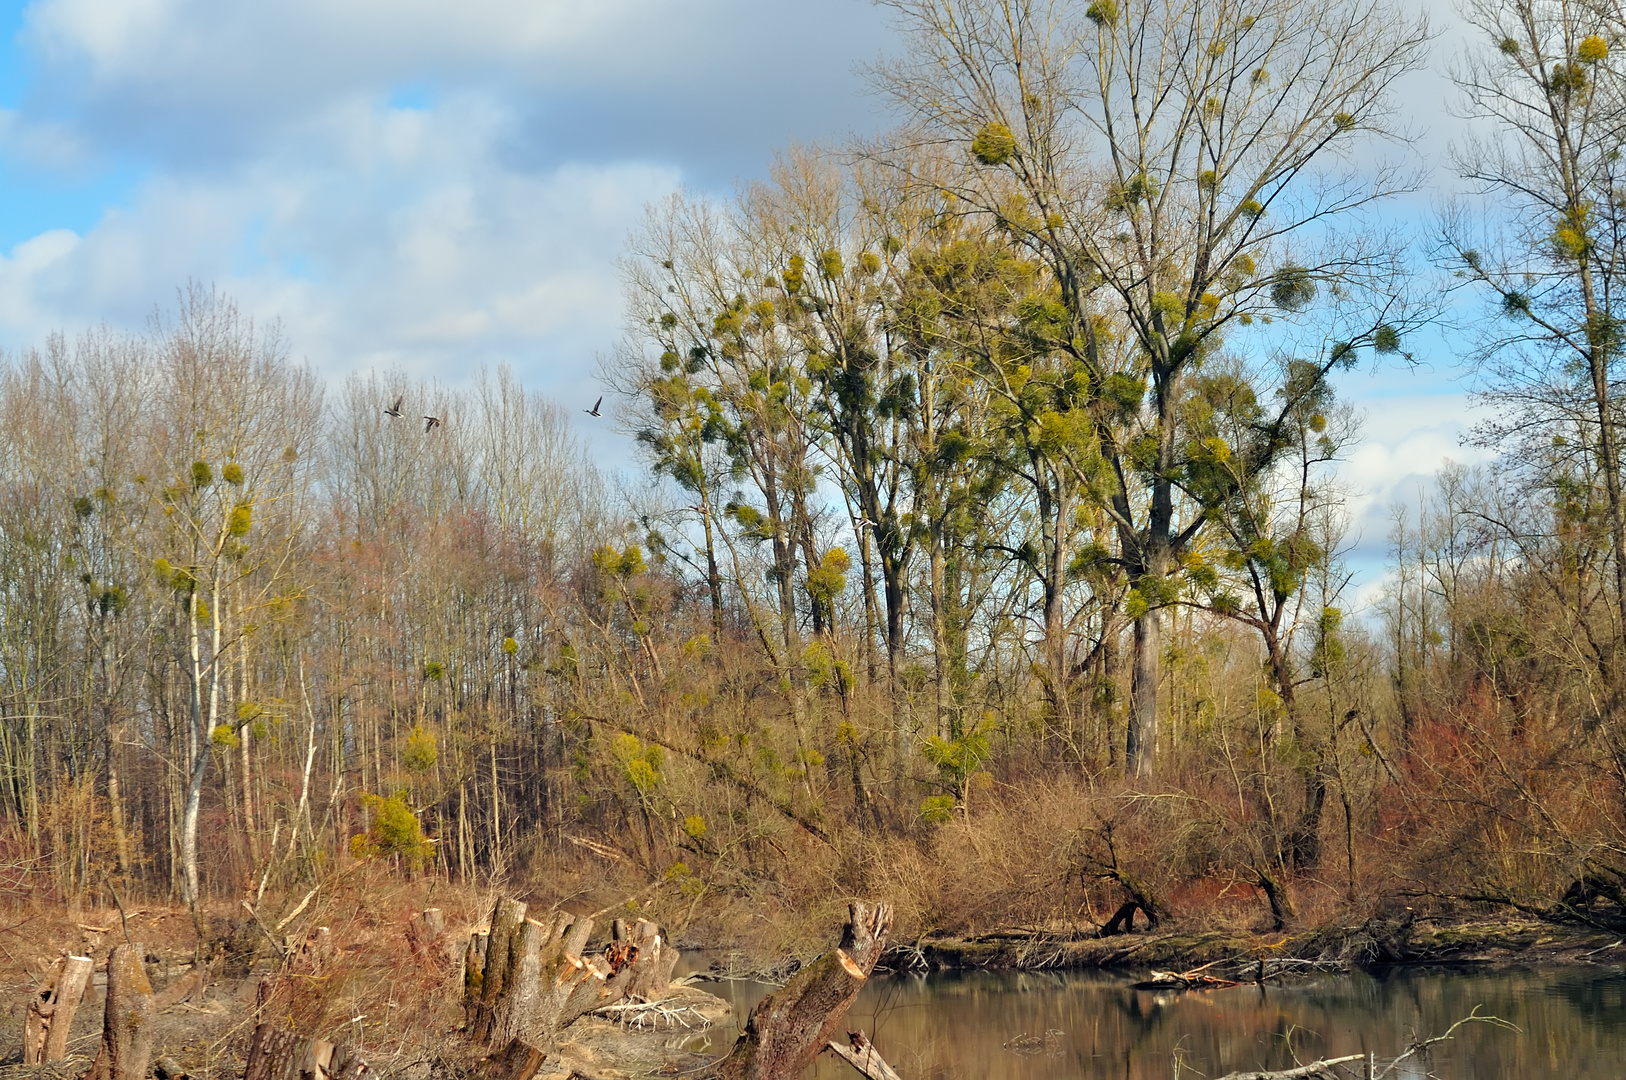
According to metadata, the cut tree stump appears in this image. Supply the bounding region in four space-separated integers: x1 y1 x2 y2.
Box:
467 899 648 1049
85 943 155 1080
471 898 528 1044
618 919 678 1002
408 908 446 959
22 953 93 1063
476 1038 547 1080
464 932 489 1029
706 901 893 1080
244 1023 369 1080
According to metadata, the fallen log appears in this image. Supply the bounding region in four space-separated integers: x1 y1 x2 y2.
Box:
85 943 155 1080
23 953 94 1063
705 901 893 1080
244 1023 369 1080
825 1030 902 1080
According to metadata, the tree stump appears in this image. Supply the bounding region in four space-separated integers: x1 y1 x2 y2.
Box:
464 932 488 1029
23 954 93 1063
86 943 156 1080
620 919 678 1001
408 908 446 959
471 899 527 1044
244 1023 369 1080
707 901 893 1080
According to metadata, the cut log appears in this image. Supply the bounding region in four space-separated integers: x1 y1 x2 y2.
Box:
23 953 93 1064
154 1054 191 1080
85 943 156 1080
825 1031 902 1080
707 901 893 1080
244 1023 370 1080
472 899 528 1044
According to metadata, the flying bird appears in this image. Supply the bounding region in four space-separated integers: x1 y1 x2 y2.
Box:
423 415 442 433
855 516 878 531
384 395 403 418
585 396 603 417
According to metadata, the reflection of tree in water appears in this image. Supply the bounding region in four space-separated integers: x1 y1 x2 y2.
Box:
802 968 1626 1080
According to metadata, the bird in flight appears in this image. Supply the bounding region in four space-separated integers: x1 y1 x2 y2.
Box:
384 395 403 418
855 516 878 531
585 396 603 417
423 415 442 433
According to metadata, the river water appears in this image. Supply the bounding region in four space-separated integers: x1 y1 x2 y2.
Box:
687 964 1626 1078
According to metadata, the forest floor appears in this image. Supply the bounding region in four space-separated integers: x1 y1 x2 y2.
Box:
0 894 1620 1080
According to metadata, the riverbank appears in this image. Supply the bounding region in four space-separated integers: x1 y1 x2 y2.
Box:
906 915 1626 973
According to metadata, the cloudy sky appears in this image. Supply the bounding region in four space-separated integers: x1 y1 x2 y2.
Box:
0 0 1487 598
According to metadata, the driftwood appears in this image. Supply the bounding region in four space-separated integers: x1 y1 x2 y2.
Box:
1215 1007 1517 1080
23 954 94 1063
1133 961 1240 991
825 1030 902 1080
85 943 156 1080
706 901 893 1080
244 1023 369 1080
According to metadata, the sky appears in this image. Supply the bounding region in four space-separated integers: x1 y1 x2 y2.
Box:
0 0 1491 602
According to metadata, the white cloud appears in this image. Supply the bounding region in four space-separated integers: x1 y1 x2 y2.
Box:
0 92 681 400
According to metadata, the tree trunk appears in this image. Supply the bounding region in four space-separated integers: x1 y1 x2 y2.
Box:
1127 606 1160 778
86 943 155 1080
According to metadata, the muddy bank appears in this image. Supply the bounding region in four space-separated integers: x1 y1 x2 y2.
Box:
908 916 1626 972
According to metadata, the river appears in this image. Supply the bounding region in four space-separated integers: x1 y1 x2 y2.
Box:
683 964 1626 1078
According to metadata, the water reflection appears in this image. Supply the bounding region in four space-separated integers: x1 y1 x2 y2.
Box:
694 965 1626 1078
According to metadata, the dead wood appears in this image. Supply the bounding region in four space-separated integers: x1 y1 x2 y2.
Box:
85 943 155 1080
22 953 93 1064
825 1030 902 1080
706 900 893 1080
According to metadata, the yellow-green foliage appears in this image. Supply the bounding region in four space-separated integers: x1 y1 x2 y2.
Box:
971 122 1016 165
404 725 438 773
612 733 663 794
352 792 433 870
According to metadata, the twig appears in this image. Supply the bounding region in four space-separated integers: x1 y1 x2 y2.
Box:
274 886 320 933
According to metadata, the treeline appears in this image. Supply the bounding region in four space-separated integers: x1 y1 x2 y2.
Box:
4 0 1626 937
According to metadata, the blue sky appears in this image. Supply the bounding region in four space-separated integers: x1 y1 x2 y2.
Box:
0 0 1487 600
